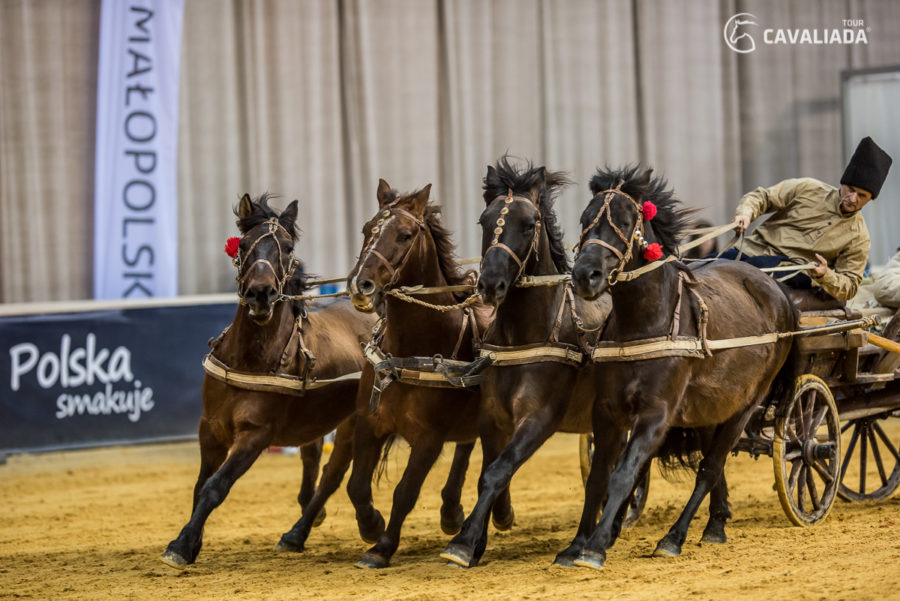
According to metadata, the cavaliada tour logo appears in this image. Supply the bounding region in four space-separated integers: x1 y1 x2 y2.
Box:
724 13 870 54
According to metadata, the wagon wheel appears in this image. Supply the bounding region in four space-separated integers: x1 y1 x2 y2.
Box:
578 433 650 528
837 413 900 501
773 374 841 526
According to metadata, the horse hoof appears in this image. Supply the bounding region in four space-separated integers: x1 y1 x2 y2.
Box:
572 550 606 571
440 544 475 568
700 530 727 544
551 549 579 568
355 552 389 569
491 507 515 532
653 539 682 557
312 507 327 528
275 535 304 553
440 504 464 535
160 550 191 570
358 512 386 544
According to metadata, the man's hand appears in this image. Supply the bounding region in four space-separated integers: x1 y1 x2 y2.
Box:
809 253 828 278
734 214 751 232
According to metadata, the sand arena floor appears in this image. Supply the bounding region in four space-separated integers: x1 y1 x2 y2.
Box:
1 429 899 601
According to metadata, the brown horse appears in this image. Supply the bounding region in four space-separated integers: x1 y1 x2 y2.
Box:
440 157 611 569
568 165 797 569
344 180 514 569
161 194 376 568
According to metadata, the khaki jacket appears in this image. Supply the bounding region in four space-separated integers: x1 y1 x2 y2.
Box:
871 251 900 309
735 178 870 300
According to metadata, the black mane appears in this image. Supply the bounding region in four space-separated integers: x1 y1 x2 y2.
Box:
483 155 572 273
588 165 692 255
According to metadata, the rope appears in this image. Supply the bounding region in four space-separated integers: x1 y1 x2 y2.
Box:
384 289 482 312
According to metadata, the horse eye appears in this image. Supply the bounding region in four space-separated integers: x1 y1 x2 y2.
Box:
398 233 413 243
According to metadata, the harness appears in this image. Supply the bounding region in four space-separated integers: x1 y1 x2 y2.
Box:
364 309 489 413
477 190 598 369
202 319 360 396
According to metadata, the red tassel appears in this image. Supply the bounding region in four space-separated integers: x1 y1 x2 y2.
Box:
225 237 240 258
641 201 657 221
643 243 663 261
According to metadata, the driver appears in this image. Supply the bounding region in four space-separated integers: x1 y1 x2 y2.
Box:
729 136 892 301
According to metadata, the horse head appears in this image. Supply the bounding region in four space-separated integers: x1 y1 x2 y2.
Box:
572 165 678 299
476 156 571 307
233 193 300 324
347 179 430 313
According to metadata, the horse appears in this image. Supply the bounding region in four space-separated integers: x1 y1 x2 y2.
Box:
161 193 377 568
567 165 797 570
344 179 515 569
439 157 612 569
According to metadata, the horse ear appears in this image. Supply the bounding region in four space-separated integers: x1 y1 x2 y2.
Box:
280 200 299 234
376 178 392 207
410 184 431 216
238 193 253 220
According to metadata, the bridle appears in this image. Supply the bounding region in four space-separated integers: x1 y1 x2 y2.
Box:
480 189 542 284
235 218 299 305
576 183 647 286
350 201 427 294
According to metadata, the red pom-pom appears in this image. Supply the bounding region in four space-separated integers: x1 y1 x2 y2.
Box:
643 243 663 261
641 201 657 221
225 237 240 258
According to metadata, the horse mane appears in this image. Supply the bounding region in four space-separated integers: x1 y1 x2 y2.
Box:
387 187 475 294
483 155 572 273
233 192 308 317
589 165 693 255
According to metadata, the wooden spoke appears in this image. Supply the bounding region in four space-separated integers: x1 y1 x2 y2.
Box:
811 459 835 483
859 425 868 495
796 465 807 513
810 405 828 437
872 422 900 463
841 424 861 480
868 427 888 487
806 468 820 511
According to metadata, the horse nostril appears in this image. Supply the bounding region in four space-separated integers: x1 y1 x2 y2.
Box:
496 281 507 292
590 270 602 282
476 280 485 294
359 279 375 295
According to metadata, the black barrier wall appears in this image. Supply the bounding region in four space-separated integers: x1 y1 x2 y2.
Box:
0 301 236 453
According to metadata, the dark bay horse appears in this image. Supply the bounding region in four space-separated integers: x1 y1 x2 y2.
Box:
568 166 796 569
161 194 376 568
441 158 611 569
344 180 514 569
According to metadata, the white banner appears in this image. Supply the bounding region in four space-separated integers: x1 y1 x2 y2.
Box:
93 0 185 299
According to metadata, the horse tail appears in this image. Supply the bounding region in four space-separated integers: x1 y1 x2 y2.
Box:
375 435 397 485
655 427 704 477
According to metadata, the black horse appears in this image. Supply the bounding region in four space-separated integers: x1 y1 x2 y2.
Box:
567 166 796 569
441 157 611 568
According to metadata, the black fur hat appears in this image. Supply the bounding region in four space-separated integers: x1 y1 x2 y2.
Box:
841 136 892 199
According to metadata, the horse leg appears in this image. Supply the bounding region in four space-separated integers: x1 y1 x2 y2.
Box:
575 411 670 570
345 418 387 544
356 438 444 569
700 472 731 544
161 424 273 568
440 441 473 535
278 420 355 552
191 418 228 512
443 402 561 568
554 422 625 566
654 410 752 557
297 438 324 522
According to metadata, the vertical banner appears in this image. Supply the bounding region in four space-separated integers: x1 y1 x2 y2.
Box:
93 0 185 299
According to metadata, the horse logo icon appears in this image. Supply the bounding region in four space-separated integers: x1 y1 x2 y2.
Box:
724 13 758 53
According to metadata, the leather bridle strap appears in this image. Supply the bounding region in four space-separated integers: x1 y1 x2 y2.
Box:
481 189 541 283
